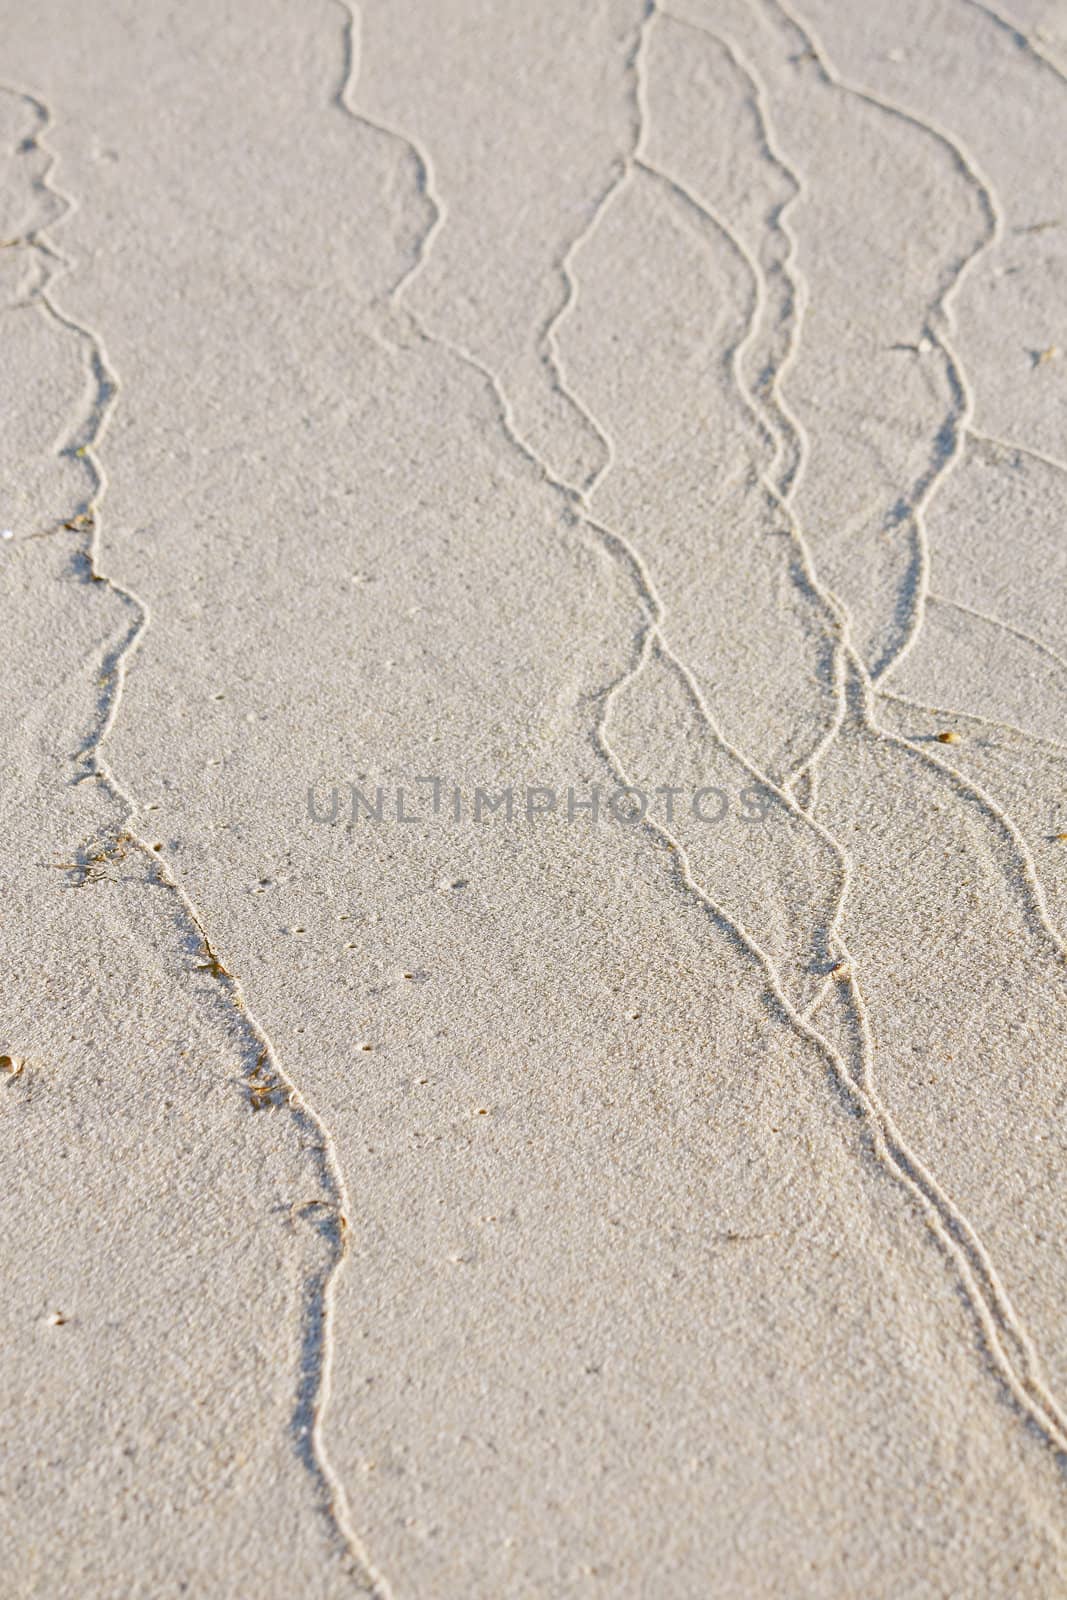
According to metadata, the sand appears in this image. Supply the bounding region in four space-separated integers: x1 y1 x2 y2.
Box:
1 1 1066 1594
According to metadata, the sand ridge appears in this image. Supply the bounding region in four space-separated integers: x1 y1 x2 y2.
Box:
2 1 1066 1594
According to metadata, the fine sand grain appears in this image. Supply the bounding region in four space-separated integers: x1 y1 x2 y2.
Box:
1 2 1066 1595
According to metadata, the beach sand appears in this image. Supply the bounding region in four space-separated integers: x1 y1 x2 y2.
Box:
2 2 1066 1594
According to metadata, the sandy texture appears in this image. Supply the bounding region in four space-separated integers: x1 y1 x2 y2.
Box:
1 2 1066 1595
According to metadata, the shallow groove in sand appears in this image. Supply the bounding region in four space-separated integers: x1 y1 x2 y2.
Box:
342 0 1067 1466
0 70 388 1600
